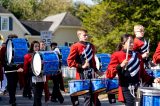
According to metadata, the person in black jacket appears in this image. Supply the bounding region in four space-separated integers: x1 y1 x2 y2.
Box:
50 42 64 103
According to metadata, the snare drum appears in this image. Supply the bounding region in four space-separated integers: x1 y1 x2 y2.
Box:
32 51 59 76
106 78 118 94
95 53 110 72
145 69 154 77
152 69 160 78
69 80 89 96
140 87 160 106
6 38 29 64
59 46 70 66
92 78 107 93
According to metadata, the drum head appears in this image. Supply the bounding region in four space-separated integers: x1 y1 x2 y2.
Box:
95 55 100 70
32 52 42 76
6 40 13 64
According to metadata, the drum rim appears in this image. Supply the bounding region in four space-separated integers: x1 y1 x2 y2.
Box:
143 93 160 96
93 88 107 93
70 90 89 96
91 78 107 81
140 87 160 95
6 39 13 64
95 55 101 70
6 38 29 64
68 80 90 82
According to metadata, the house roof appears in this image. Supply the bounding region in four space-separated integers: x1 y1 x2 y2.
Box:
0 5 10 13
43 12 81 32
60 12 81 26
21 20 53 35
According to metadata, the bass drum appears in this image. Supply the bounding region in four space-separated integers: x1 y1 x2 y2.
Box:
32 51 59 76
95 53 111 72
58 46 70 66
6 38 29 64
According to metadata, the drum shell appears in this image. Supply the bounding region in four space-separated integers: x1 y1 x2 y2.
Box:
140 87 160 106
96 53 110 72
32 51 59 76
146 69 160 78
59 46 70 66
106 78 118 94
152 69 160 78
91 78 107 93
146 69 154 77
69 80 89 96
40 51 59 75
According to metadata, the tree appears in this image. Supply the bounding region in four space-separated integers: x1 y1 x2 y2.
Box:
75 0 160 54
0 0 72 20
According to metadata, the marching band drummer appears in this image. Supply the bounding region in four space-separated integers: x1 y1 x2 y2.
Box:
0 34 24 106
49 42 65 103
133 25 151 69
153 42 160 65
106 34 160 106
67 29 103 106
23 41 47 106
0 34 4 101
39 41 51 103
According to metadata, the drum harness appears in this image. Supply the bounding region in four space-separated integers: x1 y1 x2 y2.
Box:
128 83 138 98
124 47 141 99
128 78 145 99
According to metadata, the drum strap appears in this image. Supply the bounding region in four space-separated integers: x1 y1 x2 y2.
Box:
5 70 17 73
128 85 135 98
128 83 139 98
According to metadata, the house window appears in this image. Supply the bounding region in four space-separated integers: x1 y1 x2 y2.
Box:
1 17 9 31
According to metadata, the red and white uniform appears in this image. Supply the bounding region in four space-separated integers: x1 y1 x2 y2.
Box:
0 46 24 88
106 50 154 102
133 37 149 54
67 41 98 80
153 42 160 64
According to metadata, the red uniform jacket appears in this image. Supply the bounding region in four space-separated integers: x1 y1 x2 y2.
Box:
0 46 5 81
133 38 144 52
106 50 154 102
153 42 160 64
0 64 3 81
0 46 24 89
133 37 150 55
23 53 32 74
67 41 98 80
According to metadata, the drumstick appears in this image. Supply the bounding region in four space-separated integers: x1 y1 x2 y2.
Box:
126 37 131 60
147 39 150 53
125 37 131 70
84 48 88 62
5 70 17 73
145 39 150 62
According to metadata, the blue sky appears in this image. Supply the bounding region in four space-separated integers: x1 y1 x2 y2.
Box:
73 0 95 5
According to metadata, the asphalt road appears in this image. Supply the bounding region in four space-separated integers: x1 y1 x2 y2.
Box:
0 89 124 106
